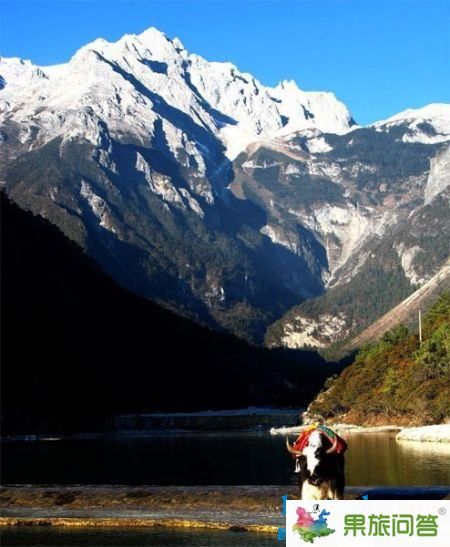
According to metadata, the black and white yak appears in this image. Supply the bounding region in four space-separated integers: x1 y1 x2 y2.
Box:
286 428 346 500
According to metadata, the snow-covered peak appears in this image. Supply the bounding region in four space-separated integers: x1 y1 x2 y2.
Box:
139 26 185 51
70 27 187 69
274 79 303 94
75 37 110 54
0 25 359 158
373 104 450 144
0 57 49 88
376 103 450 125
5 26 447 161
270 82 354 136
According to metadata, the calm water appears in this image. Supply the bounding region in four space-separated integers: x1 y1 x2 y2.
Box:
0 526 277 546
2 431 450 486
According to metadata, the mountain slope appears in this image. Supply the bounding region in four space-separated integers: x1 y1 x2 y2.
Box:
307 292 450 426
1 192 333 434
1 28 354 342
264 142 450 349
1 27 449 345
348 259 450 349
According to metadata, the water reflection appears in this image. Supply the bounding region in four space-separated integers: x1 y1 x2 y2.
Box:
342 432 450 486
0 526 278 547
2 432 449 487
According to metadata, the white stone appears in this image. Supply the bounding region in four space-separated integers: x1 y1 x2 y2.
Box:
397 425 450 443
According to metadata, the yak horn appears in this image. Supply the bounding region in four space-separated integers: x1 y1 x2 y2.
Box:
285 436 302 456
326 436 338 454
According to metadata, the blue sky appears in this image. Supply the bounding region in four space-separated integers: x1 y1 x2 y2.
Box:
0 0 449 124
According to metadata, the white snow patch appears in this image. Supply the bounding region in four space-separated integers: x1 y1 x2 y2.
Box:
307 136 332 154
373 104 450 144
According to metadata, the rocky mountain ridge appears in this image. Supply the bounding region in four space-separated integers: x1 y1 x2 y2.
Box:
1 27 449 344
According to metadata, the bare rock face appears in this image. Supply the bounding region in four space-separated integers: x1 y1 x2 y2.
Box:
1 27 449 344
425 145 450 205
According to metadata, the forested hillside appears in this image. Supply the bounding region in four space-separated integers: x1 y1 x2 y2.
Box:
308 293 450 425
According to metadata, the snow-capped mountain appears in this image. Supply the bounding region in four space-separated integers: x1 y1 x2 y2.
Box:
373 104 450 144
1 27 449 345
0 28 354 160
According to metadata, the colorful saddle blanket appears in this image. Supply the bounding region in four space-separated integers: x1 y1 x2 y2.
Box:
293 424 348 454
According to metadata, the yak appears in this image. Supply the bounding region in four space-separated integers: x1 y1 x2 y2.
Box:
286 426 347 500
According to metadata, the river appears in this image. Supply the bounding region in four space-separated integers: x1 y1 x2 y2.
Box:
1 525 278 546
2 430 450 486
2 418 450 546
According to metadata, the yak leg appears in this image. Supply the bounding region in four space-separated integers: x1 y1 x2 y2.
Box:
327 479 344 500
335 473 345 499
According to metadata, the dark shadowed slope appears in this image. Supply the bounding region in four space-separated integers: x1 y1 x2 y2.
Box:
1 193 334 434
